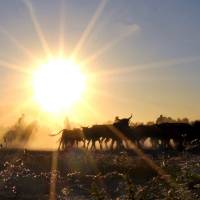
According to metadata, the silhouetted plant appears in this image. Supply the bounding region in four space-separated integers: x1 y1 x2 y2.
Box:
124 174 137 200
90 182 106 200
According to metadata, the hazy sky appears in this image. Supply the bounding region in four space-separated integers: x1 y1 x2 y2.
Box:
0 0 200 126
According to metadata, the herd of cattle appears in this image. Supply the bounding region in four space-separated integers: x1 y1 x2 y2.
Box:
50 116 200 151
1 115 200 151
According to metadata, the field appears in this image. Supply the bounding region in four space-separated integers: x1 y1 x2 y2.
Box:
0 148 199 200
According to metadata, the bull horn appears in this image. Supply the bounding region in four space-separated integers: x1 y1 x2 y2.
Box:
128 114 133 120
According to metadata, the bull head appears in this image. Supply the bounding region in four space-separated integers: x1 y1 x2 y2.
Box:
81 126 89 131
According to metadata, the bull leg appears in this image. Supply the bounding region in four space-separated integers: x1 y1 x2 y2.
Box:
162 140 168 149
87 140 91 149
58 140 62 151
124 140 129 149
118 141 123 150
176 139 184 151
62 142 66 151
90 141 94 150
82 139 86 148
70 141 74 148
61 141 65 151
151 138 156 149
99 139 103 150
104 138 109 150
133 139 139 147
116 141 119 150
117 140 122 150
70 140 74 148
164 139 169 149
153 139 159 149
91 140 95 150
76 140 79 148
110 139 115 150
4 138 7 148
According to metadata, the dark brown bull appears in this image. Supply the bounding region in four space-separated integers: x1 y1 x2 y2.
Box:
50 128 83 151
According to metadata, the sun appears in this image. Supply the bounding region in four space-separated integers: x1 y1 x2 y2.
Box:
32 58 86 113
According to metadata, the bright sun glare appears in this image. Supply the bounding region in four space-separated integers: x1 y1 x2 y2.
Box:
32 58 86 113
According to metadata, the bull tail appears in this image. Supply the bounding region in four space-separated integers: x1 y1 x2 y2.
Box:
49 129 63 136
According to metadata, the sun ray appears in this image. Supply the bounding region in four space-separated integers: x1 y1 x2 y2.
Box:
88 55 200 78
59 0 66 57
82 24 140 65
134 55 200 71
0 58 31 74
22 0 52 58
71 0 108 59
49 151 58 200
0 26 36 61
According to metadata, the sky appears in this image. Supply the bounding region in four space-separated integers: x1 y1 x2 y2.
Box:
0 0 200 127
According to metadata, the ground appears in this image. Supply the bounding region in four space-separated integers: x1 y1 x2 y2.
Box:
0 148 199 200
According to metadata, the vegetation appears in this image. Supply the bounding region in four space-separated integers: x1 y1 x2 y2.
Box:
0 149 199 199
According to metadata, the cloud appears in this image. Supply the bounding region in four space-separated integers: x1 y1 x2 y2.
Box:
115 23 141 39
123 23 141 33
